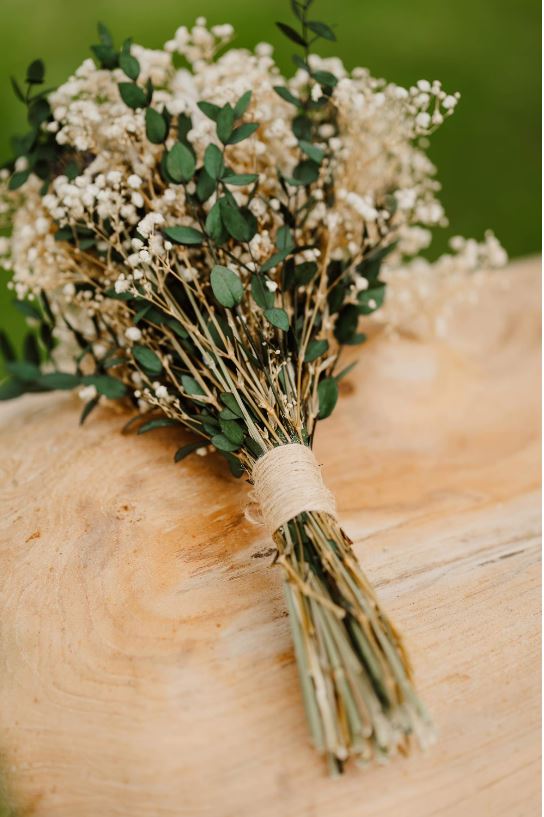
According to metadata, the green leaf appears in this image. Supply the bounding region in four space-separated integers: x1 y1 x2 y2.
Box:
181 375 205 396
196 168 216 202
219 418 245 445
137 417 179 434
219 200 256 242
10 76 25 102
317 377 338 419
220 392 244 417
334 304 359 343
251 274 274 309
299 140 325 163
264 307 289 332
28 98 51 127
293 159 320 185
132 345 162 374
211 433 240 453
219 407 239 421
26 59 45 84
357 283 386 315
9 170 30 191
335 361 358 383
205 200 226 243
82 374 127 399
276 21 307 46
260 247 292 273
204 144 224 180
0 378 25 400
227 123 258 145
91 43 118 69
174 441 204 462
163 225 204 245
37 371 81 390
222 173 258 186
118 82 147 110
313 69 338 88
119 52 140 81
216 104 235 144
234 90 252 119
165 142 196 183
197 100 221 121
145 107 168 144
211 265 244 308
307 20 336 41
79 396 100 425
6 361 40 381
304 339 329 362
273 85 300 107
97 21 114 47
295 261 317 285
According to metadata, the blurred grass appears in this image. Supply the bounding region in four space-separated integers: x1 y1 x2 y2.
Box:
0 0 540 360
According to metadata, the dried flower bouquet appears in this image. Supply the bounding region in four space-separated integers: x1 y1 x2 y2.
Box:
0 0 506 773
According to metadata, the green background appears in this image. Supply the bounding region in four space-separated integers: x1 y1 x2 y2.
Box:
0 0 540 361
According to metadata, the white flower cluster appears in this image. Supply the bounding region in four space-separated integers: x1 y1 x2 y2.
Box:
380 231 508 338
0 17 504 378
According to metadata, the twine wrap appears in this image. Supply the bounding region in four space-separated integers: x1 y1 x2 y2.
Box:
249 443 337 534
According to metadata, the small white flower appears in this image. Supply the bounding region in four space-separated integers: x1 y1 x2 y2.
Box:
443 94 458 110
127 174 143 189
78 384 97 402
125 326 142 342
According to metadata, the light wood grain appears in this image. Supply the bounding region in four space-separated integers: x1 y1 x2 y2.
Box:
0 258 540 817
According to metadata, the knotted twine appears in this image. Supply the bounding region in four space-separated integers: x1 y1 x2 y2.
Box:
247 443 337 534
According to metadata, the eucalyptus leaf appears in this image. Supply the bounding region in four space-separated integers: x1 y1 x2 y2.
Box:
304 338 329 362
317 377 338 419
227 123 258 144
0 378 25 400
204 144 224 180
119 52 140 81
174 441 204 462
165 142 196 183
264 307 289 332
82 374 127 399
181 374 205 396
211 433 240 453
211 266 244 308
251 274 275 309
163 225 204 245
118 82 147 110
145 107 168 144
132 345 162 375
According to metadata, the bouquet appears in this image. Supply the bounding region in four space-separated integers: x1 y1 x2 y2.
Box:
0 1 506 773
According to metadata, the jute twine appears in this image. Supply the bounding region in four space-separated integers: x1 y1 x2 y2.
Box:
247 443 337 534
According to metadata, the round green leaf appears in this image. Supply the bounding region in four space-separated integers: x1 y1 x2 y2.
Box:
118 82 147 110
210 266 244 308
145 107 168 144
264 307 289 332
119 52 140 81
304 339 329 362
165 142 196 183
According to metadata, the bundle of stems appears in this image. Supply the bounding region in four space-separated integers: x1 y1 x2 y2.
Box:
0 0 447 771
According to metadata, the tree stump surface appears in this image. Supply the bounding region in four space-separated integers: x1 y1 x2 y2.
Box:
0 258 540 817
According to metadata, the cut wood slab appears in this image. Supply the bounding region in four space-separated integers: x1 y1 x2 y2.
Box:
0 258 540 817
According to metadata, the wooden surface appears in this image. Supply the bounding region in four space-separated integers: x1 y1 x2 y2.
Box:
0 258 540 817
